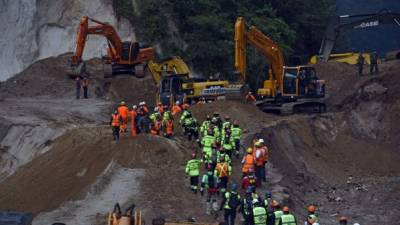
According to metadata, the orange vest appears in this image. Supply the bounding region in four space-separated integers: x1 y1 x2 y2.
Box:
255 148 265 166
130 111 137 124
262 146 269 162
111 114 120 126
118 106 129 118
165 120 174 134
151 121 162 134
216 162 229 178
171 105 181 115
242 154 255 173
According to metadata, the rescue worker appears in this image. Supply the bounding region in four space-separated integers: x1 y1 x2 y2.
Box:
150 116 162 135
241 168 257 192
264 192 272 209
215 156 232 194
201 165 219 215
212 122 221 141
201 129 215 161
136 101 149 133
75 76 81 99
240 187 255 225
185 152 202 194
200 115 212 137
246 92 256 102
221 130 234 158
129 105 137 138
242 148 255 176
218 147 232 165
81 77 89 98
197 97 206 104
183 115 199 141
220 183 241 225
162 107 173 125
305 205 318 225
171 101 182 116
356 53 365 76
231 121 242 157
339 217 348 225
157 103 164 114
272 200 283 225
118 101 129 133
110 110 122 141
163 118 174 138
279 206 296 225
258 139 269 182
149 107 161 124
253 199 267 225
370 51 379 74
223 115 232 131
254 141 266 185
212 112 223 129
182 101 190 110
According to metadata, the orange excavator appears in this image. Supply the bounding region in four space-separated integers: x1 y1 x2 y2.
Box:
235 17 326 114
68 16 155 78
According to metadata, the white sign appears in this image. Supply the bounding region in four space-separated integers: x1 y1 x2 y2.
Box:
354 20 379 29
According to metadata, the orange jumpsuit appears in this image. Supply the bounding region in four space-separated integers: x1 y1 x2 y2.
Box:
118 105 129 132
129 110 137 137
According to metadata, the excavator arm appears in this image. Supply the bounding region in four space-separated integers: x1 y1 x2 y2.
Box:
71 16 123 66
234 17 285 96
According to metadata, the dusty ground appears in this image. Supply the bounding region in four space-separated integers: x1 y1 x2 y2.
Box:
0 57 399 225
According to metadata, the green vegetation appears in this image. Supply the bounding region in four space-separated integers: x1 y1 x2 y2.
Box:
113 0 334 88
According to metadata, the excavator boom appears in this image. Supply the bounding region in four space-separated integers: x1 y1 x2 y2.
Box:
68 16 154 78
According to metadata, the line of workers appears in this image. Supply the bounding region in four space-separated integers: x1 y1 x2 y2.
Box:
110 99 356 225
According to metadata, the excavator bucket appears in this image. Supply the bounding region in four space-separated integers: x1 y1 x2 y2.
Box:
66 61 86 78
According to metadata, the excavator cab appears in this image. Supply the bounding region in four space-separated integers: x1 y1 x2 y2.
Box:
282 66 325 99
159 75 185 106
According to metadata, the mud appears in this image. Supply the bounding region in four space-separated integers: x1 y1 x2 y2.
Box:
0 57 399 225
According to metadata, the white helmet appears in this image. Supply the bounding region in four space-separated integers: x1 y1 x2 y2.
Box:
139 102 145 106
258 138 264 143
154 107 159 111
176 101 180 105
252 199 259 204
143 101 146 105
132 105 137 109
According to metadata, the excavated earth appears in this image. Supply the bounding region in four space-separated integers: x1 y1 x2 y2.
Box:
0 56 399 225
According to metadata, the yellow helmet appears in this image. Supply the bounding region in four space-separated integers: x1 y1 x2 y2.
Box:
246 148 253 154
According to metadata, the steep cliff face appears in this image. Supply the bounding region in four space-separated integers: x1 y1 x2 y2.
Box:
0 0 134 81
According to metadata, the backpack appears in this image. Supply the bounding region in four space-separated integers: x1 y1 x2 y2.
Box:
228 192 240 209
207 173 215 188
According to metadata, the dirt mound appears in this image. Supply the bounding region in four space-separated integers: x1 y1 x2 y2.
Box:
0 54 157 106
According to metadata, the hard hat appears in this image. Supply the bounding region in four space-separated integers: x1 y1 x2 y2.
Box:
139 102 145 106
271 200 279 207
191 152 196 159
211 118 218 124
258 138 264 143
114 110 118 114
307 215 317 223
143 101 146 105
176 101 180 105
246 186 253 194
230 183 238 191
248 91 252 94
255 141 261 147
339 217 348 222
246 147 253 154
353 223 360 225
307 205 316 213
282 206 289 212
120 101 125 105
132 105 137 109
252 198 259 204
154 107 159 111
206 115 211 120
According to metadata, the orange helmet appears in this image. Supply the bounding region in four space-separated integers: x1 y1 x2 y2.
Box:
282 206 289 212
307 205 316 213
271 200 279 208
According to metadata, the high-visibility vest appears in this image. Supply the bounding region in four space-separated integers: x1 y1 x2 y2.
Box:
118 106 129 118
112 114 120 126
253 207 267 225
216 162 229 178
274 210 284 225
280 214 296 225
262 146 269 162
165 120 174 134
255 148 265 166
242 154 255 173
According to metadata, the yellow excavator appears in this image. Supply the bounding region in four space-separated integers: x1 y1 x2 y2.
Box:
147 56 238 106
235 17 326 114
